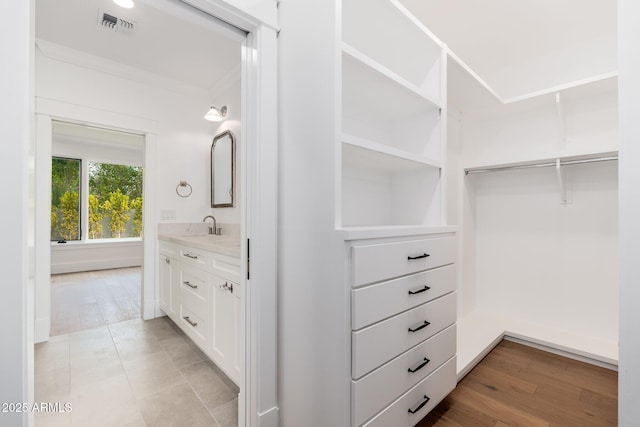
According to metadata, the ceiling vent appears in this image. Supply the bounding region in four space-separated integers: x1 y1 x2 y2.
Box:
97 10 136 34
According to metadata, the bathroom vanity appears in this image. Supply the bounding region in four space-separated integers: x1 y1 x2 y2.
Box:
158 233 242 385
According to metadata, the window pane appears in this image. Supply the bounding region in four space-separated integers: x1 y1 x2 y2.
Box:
51 157 81 241
88 162 143 239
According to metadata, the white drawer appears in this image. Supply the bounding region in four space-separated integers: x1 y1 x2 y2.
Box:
362 356 456 427
352 264 456 330
179 305 210 352
159 240 178 257
352 325 456 426
352 292 456 379
178 267 210 320
178 245 212 271
352 237 456 287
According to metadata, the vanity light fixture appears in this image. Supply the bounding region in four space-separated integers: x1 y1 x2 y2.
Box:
113 0 134 8
204 106 228 122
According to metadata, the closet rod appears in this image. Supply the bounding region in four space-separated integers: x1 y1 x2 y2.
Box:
464 156 618 175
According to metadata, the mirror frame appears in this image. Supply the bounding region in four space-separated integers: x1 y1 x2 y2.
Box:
211 130 236 208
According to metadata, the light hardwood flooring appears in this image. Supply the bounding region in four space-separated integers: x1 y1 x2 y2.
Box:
50 267 142 336
417 340 618 427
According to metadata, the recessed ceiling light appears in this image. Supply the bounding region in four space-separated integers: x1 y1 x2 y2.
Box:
113 0 134 9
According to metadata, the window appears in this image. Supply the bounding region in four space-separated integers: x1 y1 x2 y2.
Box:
88 162 143 239
51 158 143 242
51 157 81 241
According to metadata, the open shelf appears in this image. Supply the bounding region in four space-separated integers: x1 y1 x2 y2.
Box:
342 133 442 170
343 43 440 107
341 143 443 228
342 0 442 96
342 52 442 160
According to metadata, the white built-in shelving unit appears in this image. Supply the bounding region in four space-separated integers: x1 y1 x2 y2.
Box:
340 0 447 230
339 1 458 426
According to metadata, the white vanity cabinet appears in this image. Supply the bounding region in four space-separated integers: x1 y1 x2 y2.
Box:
158 237 241 385
212 275 241 380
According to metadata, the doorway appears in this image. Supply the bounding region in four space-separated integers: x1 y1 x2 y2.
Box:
49 121 145 336
34 0 251 425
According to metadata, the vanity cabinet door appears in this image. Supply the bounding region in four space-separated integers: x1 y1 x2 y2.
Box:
159 254 178 318
212 275 237 383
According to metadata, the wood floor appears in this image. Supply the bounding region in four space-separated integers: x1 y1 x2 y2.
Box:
417 340 618 427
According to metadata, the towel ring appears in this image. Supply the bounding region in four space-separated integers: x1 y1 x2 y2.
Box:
176 181 192 198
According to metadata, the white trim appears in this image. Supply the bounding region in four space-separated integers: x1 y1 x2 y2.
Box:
34 100 159 341
34 114 52 343
447 45 619 106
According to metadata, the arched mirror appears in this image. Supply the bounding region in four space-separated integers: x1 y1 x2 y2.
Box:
211 130 235 207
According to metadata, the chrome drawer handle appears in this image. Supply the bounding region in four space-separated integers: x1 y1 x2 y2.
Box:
408 253 429 260
408 320 430 333
408 357 430 373
184 253 198 259
183 281 197 289
183 316 198 327
408 285 431 295
408 395 430 414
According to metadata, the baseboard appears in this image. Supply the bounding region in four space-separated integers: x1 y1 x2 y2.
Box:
51 258 142 274
504 335 619 371
256 406 279 427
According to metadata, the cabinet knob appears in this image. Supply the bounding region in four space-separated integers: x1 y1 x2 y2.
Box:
165 258 170 264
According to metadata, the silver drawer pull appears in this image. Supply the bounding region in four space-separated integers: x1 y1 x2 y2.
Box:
183 281 197 289
408 285 431 295
408 357 430 373
407 253 429 260
408 320 430 333
183 316 198 327
408 395 430 414
184 253 198 259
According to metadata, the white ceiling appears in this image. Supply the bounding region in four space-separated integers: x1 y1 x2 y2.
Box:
36 0 243 93
398 0 617 100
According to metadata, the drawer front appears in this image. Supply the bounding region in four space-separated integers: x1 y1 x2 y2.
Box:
352 325 455 426
352 264 456 330
362 357 456 427
178 245 212 271
159 240 178 257
179 305 210 351
179 267 210 319
352 293 456 379
352 237 456 287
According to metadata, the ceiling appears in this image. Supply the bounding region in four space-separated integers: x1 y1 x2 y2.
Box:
398 0 617 100
36 0 617 104
35 0 243 93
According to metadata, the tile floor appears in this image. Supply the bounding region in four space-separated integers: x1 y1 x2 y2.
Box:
35 313 239 427
50 267 142 336
40 268 239 426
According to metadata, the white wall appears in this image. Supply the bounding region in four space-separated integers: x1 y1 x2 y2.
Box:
618 0 640 423
278 0 349 425
51 241 142 274
36 43 241 228
459 78 619 355
0 0 32 425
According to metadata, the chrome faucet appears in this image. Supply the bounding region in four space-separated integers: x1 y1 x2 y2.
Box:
202 215 218 235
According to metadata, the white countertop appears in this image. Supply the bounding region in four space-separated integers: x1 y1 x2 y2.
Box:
159 233 241 257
